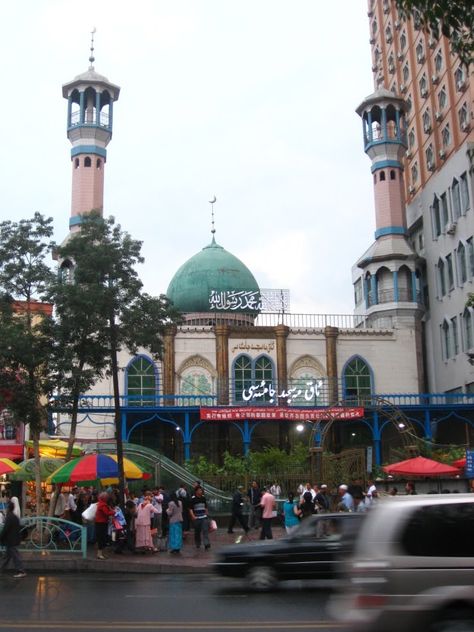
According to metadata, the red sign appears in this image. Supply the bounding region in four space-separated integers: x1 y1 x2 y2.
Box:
200 406 364 422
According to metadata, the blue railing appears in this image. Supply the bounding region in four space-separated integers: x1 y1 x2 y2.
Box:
0 517 87 558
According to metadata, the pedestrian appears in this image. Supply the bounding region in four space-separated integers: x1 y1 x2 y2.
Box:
166 492 183 554
189 486 211 550
228 485 249 535
247 480 262 530
135 493 161 553
315 484 330 513
259 486 276 540
405 481 417 495
283 492 301 535
95 491 116 560
151 486 164 548
176 483 190 532
337 484 354 512
0 501 26 578
300 490 315 519
270 481 281 498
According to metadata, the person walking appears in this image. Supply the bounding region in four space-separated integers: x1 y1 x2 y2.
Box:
166 492 183 554
315 484 330 513
259 486 276 540
135 494 161 553
228 485 249 535
0 501 26 577
283 492 301 535
247 481 262 530
189 486 210 550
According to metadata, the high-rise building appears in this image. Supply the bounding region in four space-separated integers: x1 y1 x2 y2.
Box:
354 0 474 395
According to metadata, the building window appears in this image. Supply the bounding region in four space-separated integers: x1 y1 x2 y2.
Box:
416 41 425 63
432 197 441 238
442 320 450 359
403 63 410 82
464 309 473 350
457 242 467 285
354 278 363 305
438 86 447 110
460 172 470 213
422 109 431 133
254 357 273 400
126 356 156 406
372 18 378 36
468 238 474 278
451 317 459 356
408 128 415 148
390 169 396 180
459 103 469 130
343 357 372 402
411 162 418 183
385 24 393 43
455 66 466 90
388 53 395 73
419 74 428 98
441 192 449 228
425 145 434 171
74 158 80 169
452 178 461 220
84 156 92 167
406 94 412 114
434 50 443 72
380 170 386 181
234 355 252 402
400 31 407 51
96 159 102 169
438 258 446 296
446 253 454 290
441 124 451 148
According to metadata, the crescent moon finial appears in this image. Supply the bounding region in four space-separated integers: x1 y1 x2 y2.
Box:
209 196 217 237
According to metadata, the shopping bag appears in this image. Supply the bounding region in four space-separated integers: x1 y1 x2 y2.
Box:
209 519 218 532
81 502 97 522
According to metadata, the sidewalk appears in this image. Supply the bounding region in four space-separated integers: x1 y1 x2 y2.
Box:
18 526 286 575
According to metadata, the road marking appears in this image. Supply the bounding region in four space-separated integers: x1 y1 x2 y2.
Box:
0 621 344 630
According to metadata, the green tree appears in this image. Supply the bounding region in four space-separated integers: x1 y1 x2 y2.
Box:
56 212 181 504
0 213 56 515
396 1 473 66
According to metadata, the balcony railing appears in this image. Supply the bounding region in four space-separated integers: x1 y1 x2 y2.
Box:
70 110 110 129
367 289 422 306
180 312 374 330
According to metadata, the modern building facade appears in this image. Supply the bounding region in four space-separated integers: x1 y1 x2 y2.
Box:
358 0 474 396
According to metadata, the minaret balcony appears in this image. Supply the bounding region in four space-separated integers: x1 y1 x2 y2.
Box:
367 288 422 306
364 127 407 151
69 110 110 130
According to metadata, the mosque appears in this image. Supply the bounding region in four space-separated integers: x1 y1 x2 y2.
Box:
51 36 474 474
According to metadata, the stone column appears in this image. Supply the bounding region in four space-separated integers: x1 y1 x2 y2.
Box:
163 325 177 404
275 324 290 451
215 324 230 405
324 326 339 405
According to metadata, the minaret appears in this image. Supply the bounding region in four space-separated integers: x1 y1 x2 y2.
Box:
354 88 421 320
62 31 120 232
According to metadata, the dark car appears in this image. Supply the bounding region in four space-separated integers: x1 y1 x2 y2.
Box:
213 512 364 590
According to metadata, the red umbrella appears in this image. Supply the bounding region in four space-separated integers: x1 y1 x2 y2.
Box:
383 455 460 477
452 457 466 469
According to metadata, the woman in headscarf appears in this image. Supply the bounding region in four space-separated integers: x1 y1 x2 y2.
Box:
135 493 160 553
166 492 183 554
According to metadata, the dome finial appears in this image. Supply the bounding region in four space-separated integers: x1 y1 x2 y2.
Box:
209 195 217 243
89 27 96 69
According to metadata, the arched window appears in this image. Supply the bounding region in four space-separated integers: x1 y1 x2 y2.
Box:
233 355 274 403
74 158 80 169
390 170 396 180
343 357 372 402
96 159 102 169
126 356 157 406
438 258 446 296
84 157 92 168
464 309 473 350
59 260 74 284
441 320 450 359
379 170 386 182
458 242 467 284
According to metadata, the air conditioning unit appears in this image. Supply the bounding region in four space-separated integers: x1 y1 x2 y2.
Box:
409 185 415 194
367 10 374 17
421 88 428 98
383 4 390 14
435 111 443 121
431 74 439 84
369 37 376 45
457 79 466 91
439 149 446 159
446 223 456 235
417 52 425 63
397 52 404 61
428 38 436 49
395 20 401 30
405 149 412 158
372 64 378 72
386 35 393 44
461 121 470 132
389 64 395 73
423 122 432 133
427 160 435 171
400 83 407 93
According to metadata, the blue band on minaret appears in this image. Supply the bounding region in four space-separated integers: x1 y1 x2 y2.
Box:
371 159 402 172
375 226 407 238
71 146 107 159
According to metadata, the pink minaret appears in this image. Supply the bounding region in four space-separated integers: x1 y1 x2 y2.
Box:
62 33 120 232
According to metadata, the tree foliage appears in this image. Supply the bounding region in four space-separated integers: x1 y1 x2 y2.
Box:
396 0 474 66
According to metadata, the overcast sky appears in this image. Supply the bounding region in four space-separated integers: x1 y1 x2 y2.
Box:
0 1 375 314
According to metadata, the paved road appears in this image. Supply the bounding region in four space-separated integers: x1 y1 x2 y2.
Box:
0 572 346 631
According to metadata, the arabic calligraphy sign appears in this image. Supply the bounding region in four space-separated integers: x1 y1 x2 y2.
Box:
242 380 324 404
200 407 365 422
231 341 275 354
209 290 261 311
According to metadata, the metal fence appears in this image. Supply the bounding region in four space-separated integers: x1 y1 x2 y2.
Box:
0 517 88 558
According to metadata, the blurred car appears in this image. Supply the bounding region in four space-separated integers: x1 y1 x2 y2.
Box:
330 494 474 631
213 512 364 590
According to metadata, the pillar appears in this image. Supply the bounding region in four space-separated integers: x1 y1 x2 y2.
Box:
324 326 339 405
162 325 177 403
275 324 290 450
215 324 230 405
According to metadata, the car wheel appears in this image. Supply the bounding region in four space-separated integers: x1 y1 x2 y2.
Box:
429 608 474 632
247 565 277 591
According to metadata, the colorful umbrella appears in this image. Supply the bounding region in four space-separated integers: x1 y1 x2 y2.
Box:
0 458 20 476
25 439 83 459
383 455 460 477
47 453 151 484
452 457 466 469
9 457 64 481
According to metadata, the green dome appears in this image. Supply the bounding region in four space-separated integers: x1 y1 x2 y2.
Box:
167 237 260 314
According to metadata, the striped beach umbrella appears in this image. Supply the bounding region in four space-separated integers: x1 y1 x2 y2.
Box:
47 453 151 485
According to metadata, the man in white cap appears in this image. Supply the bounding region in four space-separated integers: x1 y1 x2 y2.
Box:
338 484 354 512
315 484 330 513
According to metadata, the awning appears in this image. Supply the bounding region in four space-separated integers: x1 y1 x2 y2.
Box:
0 445 24 460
